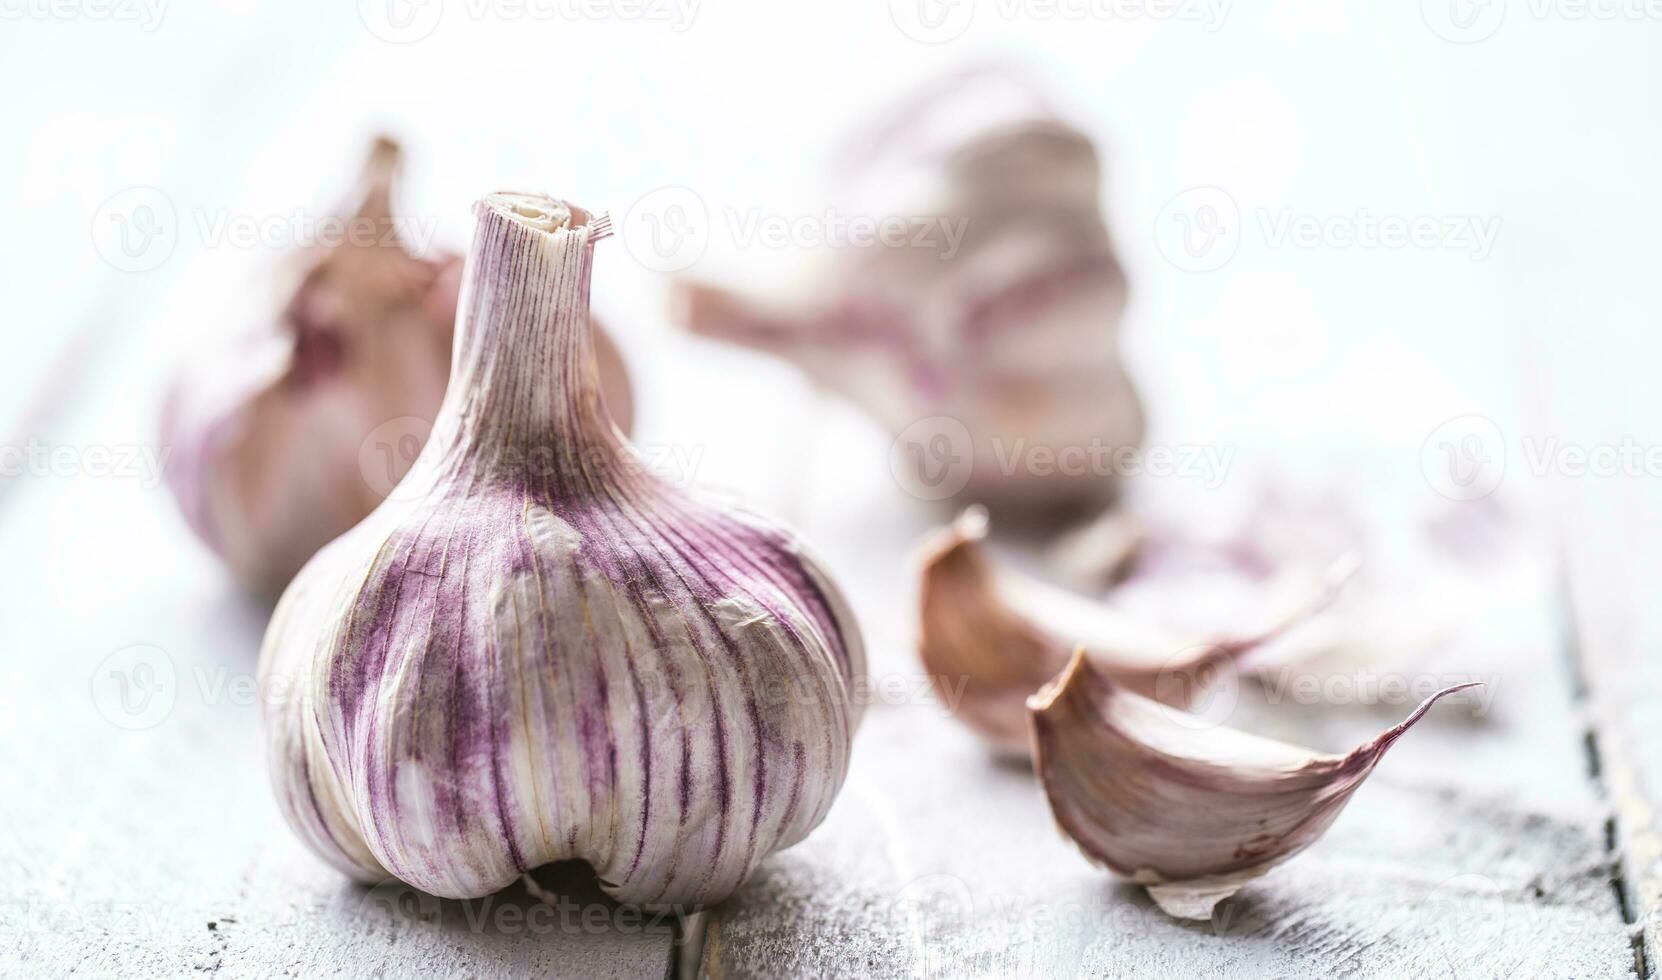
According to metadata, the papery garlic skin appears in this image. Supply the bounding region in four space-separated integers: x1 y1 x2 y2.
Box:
1027 649 1477 919
260 193 864 908
162 139 634 594
917 508 1356 756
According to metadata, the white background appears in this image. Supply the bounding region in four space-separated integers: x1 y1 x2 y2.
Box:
7 0 1658 468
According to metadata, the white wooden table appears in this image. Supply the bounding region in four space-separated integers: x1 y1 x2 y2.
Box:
3 271 1653 978
4 5 1660 977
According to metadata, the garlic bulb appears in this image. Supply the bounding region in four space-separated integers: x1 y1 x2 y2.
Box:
675 67 1143 522
918 509 1356 755
161 138 635 594
259 192 864 909
1028 649 1478 919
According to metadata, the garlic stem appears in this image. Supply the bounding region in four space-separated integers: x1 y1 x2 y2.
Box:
434 196 617 465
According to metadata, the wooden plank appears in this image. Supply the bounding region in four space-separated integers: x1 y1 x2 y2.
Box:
701 486 1635 977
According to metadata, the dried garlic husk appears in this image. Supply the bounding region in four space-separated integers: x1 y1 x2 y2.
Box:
917 509 1356 755
675 67 1142 522
1028 648 1478 919
259 193 863 909
162 138 634 593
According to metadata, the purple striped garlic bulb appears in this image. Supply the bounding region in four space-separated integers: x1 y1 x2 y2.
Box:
258 193 865 908
676 67 1143 524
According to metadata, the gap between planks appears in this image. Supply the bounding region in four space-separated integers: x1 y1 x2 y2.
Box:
1561 561 1653 979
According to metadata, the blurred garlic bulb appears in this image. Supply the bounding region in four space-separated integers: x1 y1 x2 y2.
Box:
260 193 864 908
1028 649 1478 919
918 508 1356 755
161 138 635 594
676 67 1142 523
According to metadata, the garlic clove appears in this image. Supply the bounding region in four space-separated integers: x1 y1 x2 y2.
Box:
260 192 864 910
917 508 1356 755
915 508 1059 754
673 67 1143 523
1027 648 1480 919
161 138 635 595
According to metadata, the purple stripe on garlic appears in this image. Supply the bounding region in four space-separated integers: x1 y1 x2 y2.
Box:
1027 648 1479 920
259 192 864 908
